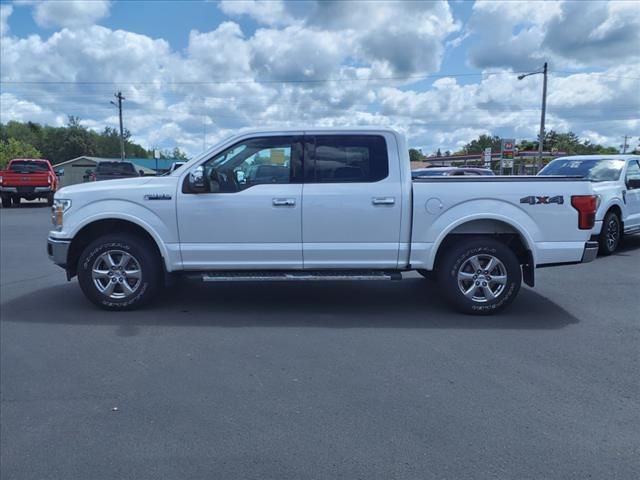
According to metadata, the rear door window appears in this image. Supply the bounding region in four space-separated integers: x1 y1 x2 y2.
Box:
9 161 50 173
304 135 389 183
96 162 137 175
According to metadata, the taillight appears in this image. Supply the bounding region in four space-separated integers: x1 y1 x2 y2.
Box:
571 195 597 230
48 175 52 185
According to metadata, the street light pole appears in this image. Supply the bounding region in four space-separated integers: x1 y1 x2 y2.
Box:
538 62 547 172
518 62 548 172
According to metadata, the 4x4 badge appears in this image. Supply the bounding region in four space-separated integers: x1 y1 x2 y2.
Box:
520 195 564 205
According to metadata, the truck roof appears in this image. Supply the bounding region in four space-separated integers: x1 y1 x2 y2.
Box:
231 126 402 136
9 158 51 162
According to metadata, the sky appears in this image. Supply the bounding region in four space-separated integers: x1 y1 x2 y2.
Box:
0 0 638 156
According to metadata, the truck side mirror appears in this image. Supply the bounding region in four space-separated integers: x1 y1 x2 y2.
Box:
56 168 64 177
188 166 207 193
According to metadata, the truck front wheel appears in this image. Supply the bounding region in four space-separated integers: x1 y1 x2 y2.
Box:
77 234 162 310
437 237 521 315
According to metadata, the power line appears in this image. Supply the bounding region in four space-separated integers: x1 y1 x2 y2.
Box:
2 71 638 87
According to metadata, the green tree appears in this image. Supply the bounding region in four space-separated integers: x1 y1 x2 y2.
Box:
409 148 424 162
0 120 153 164
464 134 502 153
0 138 42 169
158 147 190 160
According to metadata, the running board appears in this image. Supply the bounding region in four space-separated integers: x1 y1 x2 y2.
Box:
624 225 640 235
191 270 402 282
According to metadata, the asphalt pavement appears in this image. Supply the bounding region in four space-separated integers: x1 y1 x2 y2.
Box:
1 203 639 480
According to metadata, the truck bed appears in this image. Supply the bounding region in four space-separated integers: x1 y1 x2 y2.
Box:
409 175 594 269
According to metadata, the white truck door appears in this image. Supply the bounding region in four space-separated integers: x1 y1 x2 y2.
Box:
302 133 403 269
177 135 304 269
624 159 640 232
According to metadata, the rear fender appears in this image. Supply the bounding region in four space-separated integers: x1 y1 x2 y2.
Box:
413 200 538 270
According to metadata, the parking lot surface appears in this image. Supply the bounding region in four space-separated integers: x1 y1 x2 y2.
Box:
1 204 639 480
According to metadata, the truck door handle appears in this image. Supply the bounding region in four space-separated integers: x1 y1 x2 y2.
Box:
272 198 296 207
372 197 395 206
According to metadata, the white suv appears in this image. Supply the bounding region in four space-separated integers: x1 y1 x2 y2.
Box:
539 155 640 254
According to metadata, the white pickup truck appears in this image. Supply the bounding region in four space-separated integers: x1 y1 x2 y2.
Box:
539 155 640 254
48 128 599 314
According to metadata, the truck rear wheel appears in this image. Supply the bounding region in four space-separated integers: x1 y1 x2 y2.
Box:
1 195 12 208
598 211 620 255
77 234 162 310
46 193 54 207
437 237 521 315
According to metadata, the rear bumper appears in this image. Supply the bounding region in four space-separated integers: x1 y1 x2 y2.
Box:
0 186 52 194
47 237 71 268
581 241 599 263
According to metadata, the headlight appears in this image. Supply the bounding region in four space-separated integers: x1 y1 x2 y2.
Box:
51 199 72 227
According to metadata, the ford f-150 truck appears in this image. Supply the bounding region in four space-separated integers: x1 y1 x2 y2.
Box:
538 155 640 254
47 128 599 314
1 158 59 207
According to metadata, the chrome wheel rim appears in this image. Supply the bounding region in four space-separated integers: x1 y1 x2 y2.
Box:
606 217 619 250
92 250 142 299
457 254 507 303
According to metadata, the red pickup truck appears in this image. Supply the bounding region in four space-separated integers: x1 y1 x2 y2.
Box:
0 159 59 208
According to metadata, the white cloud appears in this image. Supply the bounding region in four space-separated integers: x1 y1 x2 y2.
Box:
0 4 12 36
0 93 65 125
468 0 640 70
218 0 297 26
0 1 637 156
24 0 111 29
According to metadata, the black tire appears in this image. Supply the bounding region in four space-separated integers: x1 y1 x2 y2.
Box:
46 193 54 207
77 234 163 310
437 237 521 315
598 211 620 255
0 195 11 208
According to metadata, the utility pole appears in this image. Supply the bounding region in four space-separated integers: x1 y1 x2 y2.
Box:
621 135 630 154
110 91 126 161
538 62 548 172
517 61 548 172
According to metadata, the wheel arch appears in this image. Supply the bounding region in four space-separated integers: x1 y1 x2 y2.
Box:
66 218 168 278
431 218 535 286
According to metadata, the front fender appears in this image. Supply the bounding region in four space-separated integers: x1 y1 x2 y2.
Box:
61 199 178 271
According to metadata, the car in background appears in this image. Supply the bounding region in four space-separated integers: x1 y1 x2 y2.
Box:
86 160 141 182
168 161 186 173
411 166 495 179
0 158 59 208
538 155 640 254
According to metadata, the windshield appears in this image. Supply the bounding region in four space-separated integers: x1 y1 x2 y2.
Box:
96 162 137 175
9 161 50 173
539 159 625 182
